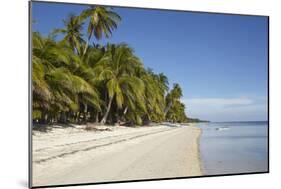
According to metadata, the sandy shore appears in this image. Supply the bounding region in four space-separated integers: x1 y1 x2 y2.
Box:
32 124 202 187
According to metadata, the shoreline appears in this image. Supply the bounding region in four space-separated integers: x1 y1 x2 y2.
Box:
32 124 202 186
196 128 204 175
198 122 268 175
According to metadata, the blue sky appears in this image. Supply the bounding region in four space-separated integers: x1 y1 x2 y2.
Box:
32 2 268 122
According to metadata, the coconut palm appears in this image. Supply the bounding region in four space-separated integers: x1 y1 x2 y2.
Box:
74 45 108 122
158 73 169 95
53 14 85 55
97 44 145 124
166 100 188 123
80 6 121 55
164 83 183 116
138 70 166 123
45 67 100 122
32 5 190 125
32 32 100 123
32 32 68 121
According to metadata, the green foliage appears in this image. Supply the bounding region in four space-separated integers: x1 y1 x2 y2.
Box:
53 13 85 54
32 6 190 125
80 6 121 40
166 100 188 123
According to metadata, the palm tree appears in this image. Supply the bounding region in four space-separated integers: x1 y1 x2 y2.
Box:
137 70 165 123
32 32 70 122
97 44 144 124
80 6 121 55
32 55 52 121
32 6 191 125
158 73 169 94
164 83 183 116
53 14 85 55
32 32 100 123
166 100 188 123
74 45 108 122
45 67 100 122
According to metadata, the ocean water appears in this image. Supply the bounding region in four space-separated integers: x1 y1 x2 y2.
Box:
197 121 268 175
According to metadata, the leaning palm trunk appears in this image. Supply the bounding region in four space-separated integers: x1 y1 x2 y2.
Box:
164 101 173 116
83 39 89 55
83 34 93 55
100 96 114 124
123 106 128 115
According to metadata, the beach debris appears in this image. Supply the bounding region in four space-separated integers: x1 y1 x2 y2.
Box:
85 124 112 132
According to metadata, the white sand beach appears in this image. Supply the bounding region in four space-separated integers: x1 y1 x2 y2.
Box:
32 125 202 187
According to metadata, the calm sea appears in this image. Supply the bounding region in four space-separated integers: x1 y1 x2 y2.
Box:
197 121 268 175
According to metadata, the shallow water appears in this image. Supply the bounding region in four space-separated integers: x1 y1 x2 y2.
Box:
197 121 268 175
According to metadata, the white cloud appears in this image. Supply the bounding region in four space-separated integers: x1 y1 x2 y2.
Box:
181 97 267 122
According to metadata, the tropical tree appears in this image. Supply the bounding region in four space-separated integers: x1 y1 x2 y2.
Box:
80 6 121 55
53 14 85 55
158 73 169 95
97 44 145 124
32 32 100 123
164 83 183 116
32 5 190 126
137 70 167 123
166 100 188 123
75 45 108 122
32 32 70 122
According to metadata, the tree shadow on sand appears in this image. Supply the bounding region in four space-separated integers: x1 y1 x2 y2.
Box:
32 123 75 133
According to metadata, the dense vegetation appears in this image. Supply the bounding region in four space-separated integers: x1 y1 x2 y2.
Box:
32 6 190 125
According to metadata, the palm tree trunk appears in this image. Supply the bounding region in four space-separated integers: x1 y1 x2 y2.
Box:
71 41 79 55
83 103 88 122
60 112 67 123
123 106 128 115
83 39 89 55
95 112 99 123
83 34 93 55
75 112 80 123
100 96 114 124
41 110 50 124
164 101 173 116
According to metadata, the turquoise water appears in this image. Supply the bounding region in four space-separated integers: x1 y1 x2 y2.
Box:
197 121 268 175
